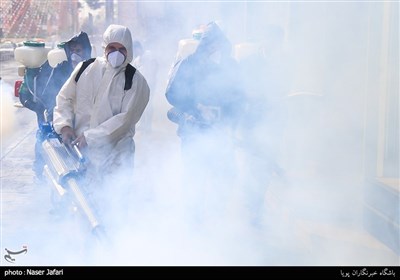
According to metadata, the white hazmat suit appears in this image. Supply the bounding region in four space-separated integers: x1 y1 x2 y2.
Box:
53 25 150 186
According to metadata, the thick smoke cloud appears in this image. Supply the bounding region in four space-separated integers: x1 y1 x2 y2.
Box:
1 1 398 266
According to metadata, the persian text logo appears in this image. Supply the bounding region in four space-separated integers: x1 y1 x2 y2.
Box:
4 246 28 263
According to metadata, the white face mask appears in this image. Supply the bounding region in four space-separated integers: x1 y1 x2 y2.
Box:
107 50 126 68
70 53 83 63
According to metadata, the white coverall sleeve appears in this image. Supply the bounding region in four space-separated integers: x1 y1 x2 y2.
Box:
84 75 150 148
52 65 81 134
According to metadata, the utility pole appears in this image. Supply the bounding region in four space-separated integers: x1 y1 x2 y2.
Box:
105 0 114 27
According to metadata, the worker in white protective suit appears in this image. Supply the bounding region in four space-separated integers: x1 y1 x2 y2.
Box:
53 24 150 189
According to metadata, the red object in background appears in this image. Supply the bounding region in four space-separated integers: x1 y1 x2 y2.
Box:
14 80 22 97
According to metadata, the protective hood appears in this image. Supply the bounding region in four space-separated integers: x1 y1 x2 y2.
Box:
102 24 133 66
64 31 92 63
196 21 231 56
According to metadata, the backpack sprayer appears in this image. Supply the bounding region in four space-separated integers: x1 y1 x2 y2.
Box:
40 114 106 241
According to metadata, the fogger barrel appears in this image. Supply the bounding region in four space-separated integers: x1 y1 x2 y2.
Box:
42 137 102 232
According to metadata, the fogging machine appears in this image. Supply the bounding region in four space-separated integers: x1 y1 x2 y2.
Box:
40 123 104 237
